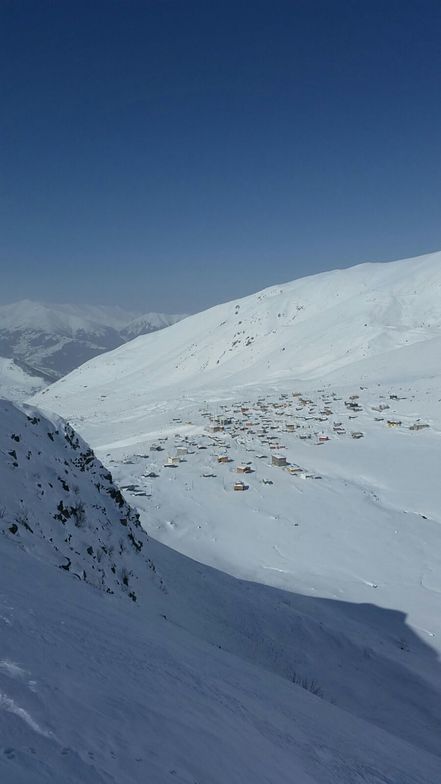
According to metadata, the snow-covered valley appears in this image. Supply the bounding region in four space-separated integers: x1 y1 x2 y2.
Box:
1 252 441 782
0 358 46 403
1 398 441 783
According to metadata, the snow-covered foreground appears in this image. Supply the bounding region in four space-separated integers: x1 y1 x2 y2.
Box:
3 536 441 784
2 402 440 782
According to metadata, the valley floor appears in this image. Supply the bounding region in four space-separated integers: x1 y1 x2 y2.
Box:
86 378 441 762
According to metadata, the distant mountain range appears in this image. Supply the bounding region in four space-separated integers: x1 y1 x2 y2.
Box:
0 300 187 386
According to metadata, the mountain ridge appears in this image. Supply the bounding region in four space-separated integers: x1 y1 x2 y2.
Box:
32 251 441 431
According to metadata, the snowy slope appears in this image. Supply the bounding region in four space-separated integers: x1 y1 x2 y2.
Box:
3 535 441 784
33 251 441 430
0 357 45 402
0 301 187 381
1 403 441 782
0 399 162 601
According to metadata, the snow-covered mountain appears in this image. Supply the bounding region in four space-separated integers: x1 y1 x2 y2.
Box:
2 400 441 782
0 300 187 383
120 311 187 341
33 251 441 443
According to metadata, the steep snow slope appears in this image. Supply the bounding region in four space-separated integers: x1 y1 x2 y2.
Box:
0 400 162 601
0 358 45 402
1 406 441 782
0 301 187 380
33 251 441 429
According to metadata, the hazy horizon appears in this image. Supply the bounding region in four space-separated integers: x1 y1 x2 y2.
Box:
0 245 440 314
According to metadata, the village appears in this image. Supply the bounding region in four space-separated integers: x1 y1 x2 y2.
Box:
111 384 432 504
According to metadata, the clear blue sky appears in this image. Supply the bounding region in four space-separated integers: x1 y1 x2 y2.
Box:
1 0 441 312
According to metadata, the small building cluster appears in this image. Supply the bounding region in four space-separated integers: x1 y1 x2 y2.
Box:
118 383 431 506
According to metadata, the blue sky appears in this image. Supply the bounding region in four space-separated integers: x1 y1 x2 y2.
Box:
1 0 441 312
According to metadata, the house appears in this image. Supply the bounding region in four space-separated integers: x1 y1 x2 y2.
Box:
287 465 302 475
233 481 248 491
236 464 252 474
212 416 232 427
166 456 180 466
387 420 401 428
272 455 287 467
208 424 224 433
217 455 231 463
176 446 188 456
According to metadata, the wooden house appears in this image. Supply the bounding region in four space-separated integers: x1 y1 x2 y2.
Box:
272 454 287 467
